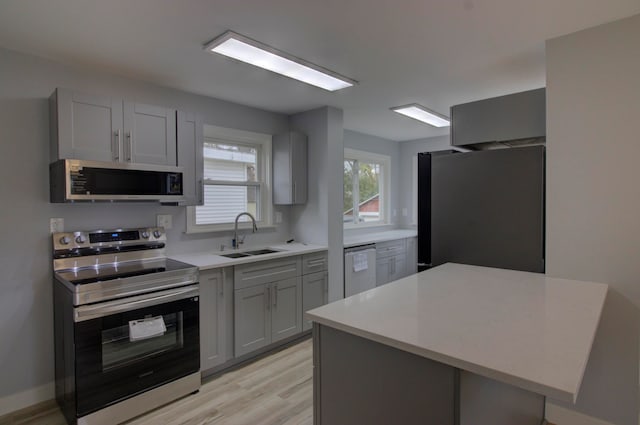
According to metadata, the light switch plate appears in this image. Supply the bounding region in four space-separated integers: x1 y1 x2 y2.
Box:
50 218 64 233
275 211 283 224
156 214 173 230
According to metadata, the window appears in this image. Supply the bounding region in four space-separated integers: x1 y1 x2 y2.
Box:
187 125 272 233
343 148 390 226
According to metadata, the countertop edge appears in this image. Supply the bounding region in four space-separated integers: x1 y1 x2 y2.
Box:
170 244 328 270
343 229 417 248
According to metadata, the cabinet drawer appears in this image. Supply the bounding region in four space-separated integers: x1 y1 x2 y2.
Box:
376 239 406 259
302 252 328 275
234 256 301 290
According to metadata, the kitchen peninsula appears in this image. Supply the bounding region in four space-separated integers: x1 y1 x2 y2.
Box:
307 263 608 425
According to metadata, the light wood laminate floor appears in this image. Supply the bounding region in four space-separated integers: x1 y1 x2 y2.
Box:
0 339 313 425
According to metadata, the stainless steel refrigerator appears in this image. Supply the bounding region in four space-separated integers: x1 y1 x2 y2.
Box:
417 145 545 273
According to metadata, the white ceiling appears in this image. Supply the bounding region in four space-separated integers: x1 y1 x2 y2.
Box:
1 0 638 141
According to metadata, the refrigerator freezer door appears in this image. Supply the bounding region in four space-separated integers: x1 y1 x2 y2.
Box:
427 146 545 273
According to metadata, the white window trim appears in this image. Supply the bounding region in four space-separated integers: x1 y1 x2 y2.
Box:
343 148 391 229
186 125 273 234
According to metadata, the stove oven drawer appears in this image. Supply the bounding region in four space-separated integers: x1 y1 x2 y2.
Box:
72 286 200 417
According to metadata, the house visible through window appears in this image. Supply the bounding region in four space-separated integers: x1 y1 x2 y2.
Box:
343 148 390 226
187 125 272 233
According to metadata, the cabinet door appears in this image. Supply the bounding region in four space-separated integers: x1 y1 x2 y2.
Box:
234 285 271 357
271 277 302 343
176 110 204 206
302 271 328 331
388 254 407 282
55 88 123 162
406 237 418 276
199 269 226 371
291 132 307 204
450 88 545 147
123 102 176 165
376 257 390 287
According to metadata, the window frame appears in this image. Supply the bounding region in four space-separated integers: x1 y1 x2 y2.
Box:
186 125 273 234
343 148 391 228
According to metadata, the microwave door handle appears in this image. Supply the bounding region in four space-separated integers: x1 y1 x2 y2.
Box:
74 286 198 322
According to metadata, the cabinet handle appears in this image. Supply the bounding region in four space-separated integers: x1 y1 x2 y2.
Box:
126 132 132 161
113 130 121 161
273 284 278 307
198 179 203 205
221 269 225 297
292 182 296 203
307 260 325 267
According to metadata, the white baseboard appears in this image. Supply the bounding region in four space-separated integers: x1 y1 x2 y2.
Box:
545 402 615 425
0 382 54 417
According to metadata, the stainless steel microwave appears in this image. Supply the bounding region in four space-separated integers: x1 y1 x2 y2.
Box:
50 159 185 203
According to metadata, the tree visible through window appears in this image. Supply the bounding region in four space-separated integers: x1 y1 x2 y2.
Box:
343 149 389 225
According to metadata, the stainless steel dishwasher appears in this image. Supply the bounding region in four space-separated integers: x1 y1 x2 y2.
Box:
344 244 377 297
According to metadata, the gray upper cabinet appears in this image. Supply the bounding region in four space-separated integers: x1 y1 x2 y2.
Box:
450 88 546 147
176 110 204 206
50 88 177 166
50 88 123 162
123 102 176 165
273 131 307 205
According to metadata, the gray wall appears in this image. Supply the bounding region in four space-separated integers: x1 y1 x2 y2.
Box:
546 14 640 425
398 135 451 227
290 107 344 302
0 47 295 414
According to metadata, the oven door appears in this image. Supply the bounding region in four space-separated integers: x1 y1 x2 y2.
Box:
73 286 199 417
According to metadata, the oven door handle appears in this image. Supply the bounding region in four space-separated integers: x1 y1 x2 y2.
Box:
74 285 199 322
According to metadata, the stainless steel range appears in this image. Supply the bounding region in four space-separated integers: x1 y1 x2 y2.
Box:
52 227 200 425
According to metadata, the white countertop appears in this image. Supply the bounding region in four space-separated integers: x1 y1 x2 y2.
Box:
170 242 328 270
306 263 607 403
343 229 417 248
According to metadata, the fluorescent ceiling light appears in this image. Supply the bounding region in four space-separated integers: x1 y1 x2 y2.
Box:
391 104 450 127
204 31 356 91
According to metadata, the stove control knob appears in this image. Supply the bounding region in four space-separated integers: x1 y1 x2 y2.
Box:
59 236 71 245
141 231 150 239
75 235 87 244
153 230 162 239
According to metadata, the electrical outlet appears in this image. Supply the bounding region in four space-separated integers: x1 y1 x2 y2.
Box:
156 214 173 230
275 211 283 224
50 218 64 233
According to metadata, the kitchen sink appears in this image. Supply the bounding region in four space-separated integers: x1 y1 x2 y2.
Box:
219 248 281 259
219 252 251 258
244 248 281 256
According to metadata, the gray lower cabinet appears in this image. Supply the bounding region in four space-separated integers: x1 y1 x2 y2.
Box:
302 271 328 331
406 236 418 276
234 278 302 356
234 284 271 357
199 269 226 370
271 277 303 342
376 239 407 286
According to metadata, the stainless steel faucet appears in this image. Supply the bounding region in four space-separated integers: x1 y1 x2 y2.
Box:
233 212 258 249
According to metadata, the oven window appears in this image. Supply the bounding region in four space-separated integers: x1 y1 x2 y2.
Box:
101 312 184 371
